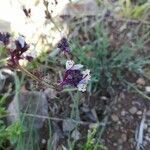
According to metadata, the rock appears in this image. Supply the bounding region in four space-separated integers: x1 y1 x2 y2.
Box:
0 19 11 32
7 91 48 129
129 107 137 114
44 88 57 99
121 134 127 142
137 111 142 115
63 119 76 132
145 135 150 142
144 124 148 130
119 24 127 32
118 139 123 144
111 114 119 122
146 111 150 116
145 86 150 93
41 139 46 144
136 78 146 86
71 129 81 140
121 110 126 116
57 0 98 20
148 127 150 133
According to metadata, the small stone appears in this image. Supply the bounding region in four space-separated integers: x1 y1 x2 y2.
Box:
44 88 57 99
148 127 150 133
146 111 150 116
137 111 142 115
63 119 76 132
121 110 126 116
41 139 46 144
118 145 123 150
144 124 148 130
119 24 127 32
145 135 150 142
145 86 150 93
136 78 145 85
129 107 137 114
143 141 147 146
118 139 123 144
113 143 117 146
111 114 119 122
121 134 127 142
71 129 81 140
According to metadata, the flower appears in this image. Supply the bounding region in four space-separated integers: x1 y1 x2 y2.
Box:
7 35 33 68
0 32 10 45
57 37 70 53
59 60 91 92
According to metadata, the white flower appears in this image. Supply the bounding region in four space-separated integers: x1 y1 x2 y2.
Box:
77 83 87 92
82 69 91 82
64 60 91 92
77 69 91 92
66 60 83 70
17 35 25 48
66 60 74 70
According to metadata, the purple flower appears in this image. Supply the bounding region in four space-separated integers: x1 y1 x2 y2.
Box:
59 60 91 92
0 32 10 45
57 37 70 53
7 35 32 68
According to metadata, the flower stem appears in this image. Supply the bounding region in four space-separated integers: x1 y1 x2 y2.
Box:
17 64 56 89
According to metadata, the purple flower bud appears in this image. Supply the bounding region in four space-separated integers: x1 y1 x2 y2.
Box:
7 35 32 68
26 56 33 62
0 32 10 45
57 37 70 53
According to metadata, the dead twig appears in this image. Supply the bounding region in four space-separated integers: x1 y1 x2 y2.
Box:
0 113 104 126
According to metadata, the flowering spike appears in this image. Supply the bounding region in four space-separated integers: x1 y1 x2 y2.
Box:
59 60 91 92
57 37 70 53
7 35 32 68
0 32 10 45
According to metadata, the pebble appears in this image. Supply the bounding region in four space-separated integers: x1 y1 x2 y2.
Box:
71 129 81 140
118 139 123 144
145 86 150 93
148 127 150 133
129 107 137 114
143 141 147 146
121 110 126 116
144 124 148 130
146 111 150 116
41 139 46 144
121 134 127 142
145 135 150 142
136 78 145 85
137 111 142 115
111 114 119 122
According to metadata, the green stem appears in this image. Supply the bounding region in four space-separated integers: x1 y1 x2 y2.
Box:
124 80 150 100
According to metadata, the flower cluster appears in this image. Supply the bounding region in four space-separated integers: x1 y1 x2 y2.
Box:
59 60 91 92
0 32 10 45
57 37 70 53
7 35 33 68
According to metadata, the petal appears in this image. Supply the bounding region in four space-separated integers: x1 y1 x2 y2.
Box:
66 60 74 70
81 69 91 83
71 64 83 70
82 69 90 77
17 35 25 48
77 83 87 92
